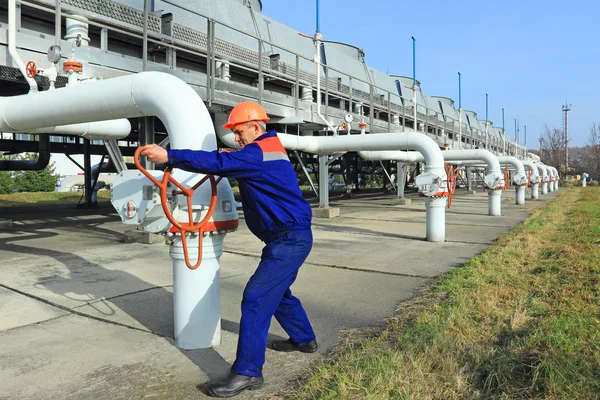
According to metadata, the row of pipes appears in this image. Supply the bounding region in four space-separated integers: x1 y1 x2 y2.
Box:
0 0 562 349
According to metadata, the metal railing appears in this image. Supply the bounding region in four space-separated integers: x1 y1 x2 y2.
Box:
12 0 527 156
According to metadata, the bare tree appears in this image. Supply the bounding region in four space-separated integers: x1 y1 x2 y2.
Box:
581 123 600 180
539 124 566 173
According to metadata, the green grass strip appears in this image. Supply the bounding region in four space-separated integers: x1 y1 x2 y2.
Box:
282 188 600 400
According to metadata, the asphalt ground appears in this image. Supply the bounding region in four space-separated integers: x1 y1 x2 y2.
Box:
0 187 561 399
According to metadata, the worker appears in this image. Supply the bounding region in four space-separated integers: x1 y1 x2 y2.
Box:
141 101 317 398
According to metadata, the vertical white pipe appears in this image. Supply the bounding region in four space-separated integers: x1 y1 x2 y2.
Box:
397 162 406 198
318 154 329 208
55 0 61 45
425 197 446 242
170 235 224 349
466 166 472 191
582 178 587 187
531 183 539 200
488 189 502 216
314 33 337 134
8 0 38 92
542 181 548 194
515 185 525 205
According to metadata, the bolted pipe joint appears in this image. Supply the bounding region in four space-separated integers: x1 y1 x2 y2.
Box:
512 172 528 187
483 172 505 190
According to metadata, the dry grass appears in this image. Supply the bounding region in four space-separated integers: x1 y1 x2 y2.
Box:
0 191 111 207
278 188 600 400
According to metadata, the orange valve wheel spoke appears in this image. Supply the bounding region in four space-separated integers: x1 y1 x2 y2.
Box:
134 146 219 270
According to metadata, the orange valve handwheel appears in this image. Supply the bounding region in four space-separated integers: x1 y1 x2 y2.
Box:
25 61 37 78
504 164 511 189
134 146 220 270
445 163 458 208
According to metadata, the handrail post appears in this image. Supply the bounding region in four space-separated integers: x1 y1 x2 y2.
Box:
142 0 148 71
324 66 329 119
258 39 263 104
369 84 374 132
349 77 353 117
55 0 61 45
387 92 391 132
294 54 299 113
206 19 215 106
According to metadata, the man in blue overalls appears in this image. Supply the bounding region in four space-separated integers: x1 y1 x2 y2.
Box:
142 101 317 397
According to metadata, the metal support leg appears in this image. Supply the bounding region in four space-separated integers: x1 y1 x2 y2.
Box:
82 139 92 208
425 197 446 242
488 189 502 216
138 117 155 169
397 162 406 198
531 183 539 200
515 185 525 205
466 167 472 191
318 154 329 208
294 151 318 199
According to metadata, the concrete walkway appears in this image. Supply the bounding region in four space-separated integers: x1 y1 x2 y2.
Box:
0 188 561 399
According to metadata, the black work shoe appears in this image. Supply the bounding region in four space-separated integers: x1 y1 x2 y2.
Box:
271 338 318 353
206 373 264 398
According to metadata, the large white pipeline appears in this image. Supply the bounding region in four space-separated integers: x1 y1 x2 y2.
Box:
538 165 550 194
0 71 231 350
358 148 505 216
520 160 541 200
218 130 448 242
5 120 132 140
8 0 38 92
497 156 527 205
440 150 504 216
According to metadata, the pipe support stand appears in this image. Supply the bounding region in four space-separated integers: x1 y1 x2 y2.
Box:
424 196 446 243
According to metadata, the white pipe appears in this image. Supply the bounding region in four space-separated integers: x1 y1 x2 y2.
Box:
546 166 554 192
0 71 222 349
0 72 210 149
314 33 337 134
218 128 447 241
496 156 527 186
8 0 38 92
521 160 540 200
9 119 132 140
359 150 424 163
551 167 560 190
538 165 549 194
496 156 527 205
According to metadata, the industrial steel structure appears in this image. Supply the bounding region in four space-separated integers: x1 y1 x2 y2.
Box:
0 0 533 200
0 0 564 350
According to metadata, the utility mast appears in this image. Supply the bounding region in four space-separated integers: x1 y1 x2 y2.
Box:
562 103 571 178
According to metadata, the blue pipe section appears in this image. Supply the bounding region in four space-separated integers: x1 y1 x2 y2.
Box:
458 72 462 108
316 0 320 32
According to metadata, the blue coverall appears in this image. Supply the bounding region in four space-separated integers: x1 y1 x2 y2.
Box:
168 130 316 377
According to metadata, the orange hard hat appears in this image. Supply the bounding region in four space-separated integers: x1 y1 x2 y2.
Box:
222 101 270 129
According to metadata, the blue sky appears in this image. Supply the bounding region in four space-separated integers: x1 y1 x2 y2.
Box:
262 0 598 147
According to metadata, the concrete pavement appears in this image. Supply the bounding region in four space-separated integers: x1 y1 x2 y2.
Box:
0 188 561 399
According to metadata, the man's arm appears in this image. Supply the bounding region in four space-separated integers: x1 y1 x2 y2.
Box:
140 144 263 178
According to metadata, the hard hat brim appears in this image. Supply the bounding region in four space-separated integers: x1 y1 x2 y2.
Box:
222 118 270 130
